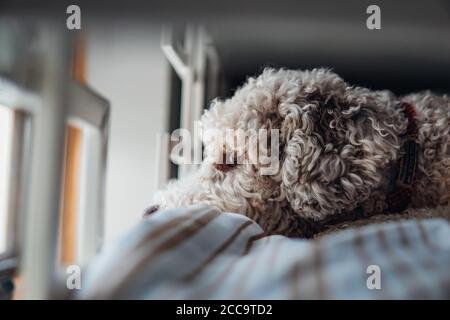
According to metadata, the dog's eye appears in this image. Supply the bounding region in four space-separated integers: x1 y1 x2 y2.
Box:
215 162 236 172
143 205 159 217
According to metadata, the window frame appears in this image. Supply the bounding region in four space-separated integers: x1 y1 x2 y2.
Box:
65 80 110 263
0 61 110 298
0 78 37 276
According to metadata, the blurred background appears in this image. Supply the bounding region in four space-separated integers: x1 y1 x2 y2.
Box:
0 0 449 299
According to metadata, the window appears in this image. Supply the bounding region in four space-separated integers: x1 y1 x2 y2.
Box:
161 26 222 181
0 24 110 298
57 34 109 267
0 105 13 256
59 124 83 265
58 120 105 266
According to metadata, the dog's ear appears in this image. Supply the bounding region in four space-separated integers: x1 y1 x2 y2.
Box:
279 69 402 221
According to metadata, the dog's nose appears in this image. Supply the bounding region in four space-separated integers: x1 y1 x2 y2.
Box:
143 205 159 217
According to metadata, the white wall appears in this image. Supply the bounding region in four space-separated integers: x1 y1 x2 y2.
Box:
86 23 169 246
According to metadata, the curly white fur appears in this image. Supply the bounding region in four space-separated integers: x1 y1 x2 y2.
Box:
151 68 450 238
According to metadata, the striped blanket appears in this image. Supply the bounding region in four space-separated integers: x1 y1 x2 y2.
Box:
80 206 450 299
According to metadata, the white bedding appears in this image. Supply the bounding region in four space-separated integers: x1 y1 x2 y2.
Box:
79 205 450 299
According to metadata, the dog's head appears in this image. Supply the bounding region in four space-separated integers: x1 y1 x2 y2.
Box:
151 68 406 235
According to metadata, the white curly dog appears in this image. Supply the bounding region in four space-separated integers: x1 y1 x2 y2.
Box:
148 68 450 238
